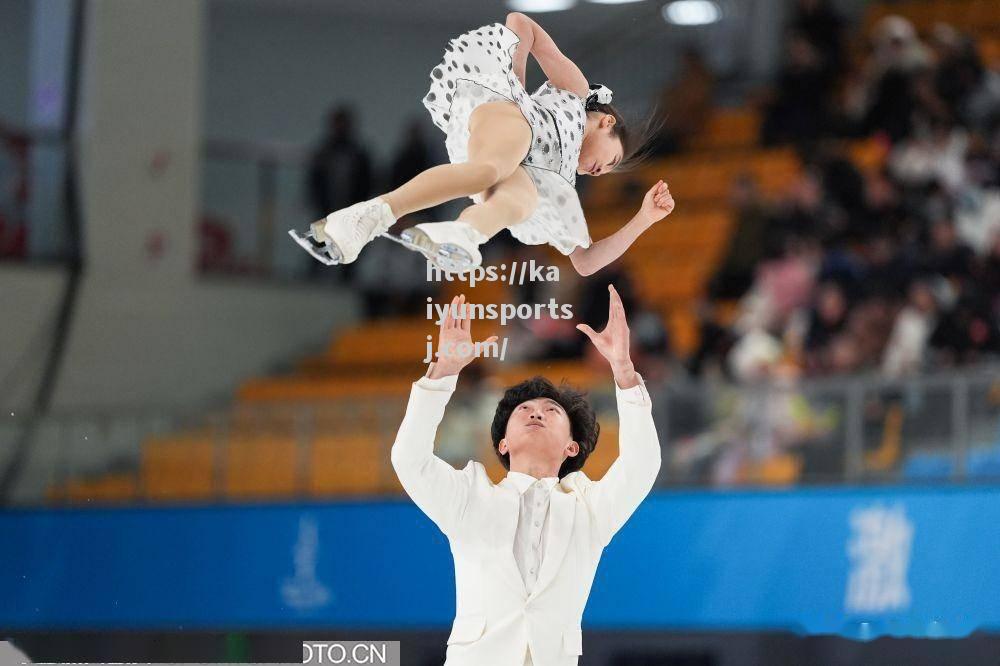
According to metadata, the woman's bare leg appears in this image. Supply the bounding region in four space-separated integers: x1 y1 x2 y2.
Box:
457 165 539 238
380 101 532 218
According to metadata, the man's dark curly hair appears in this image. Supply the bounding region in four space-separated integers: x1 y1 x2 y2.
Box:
490 376 600 479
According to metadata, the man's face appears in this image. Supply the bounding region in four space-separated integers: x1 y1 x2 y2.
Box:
500 398 578 468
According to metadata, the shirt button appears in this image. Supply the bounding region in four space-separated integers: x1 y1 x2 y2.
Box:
534 520 541 526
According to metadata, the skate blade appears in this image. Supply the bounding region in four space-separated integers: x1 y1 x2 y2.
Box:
386 231 477 275
288 229 341 266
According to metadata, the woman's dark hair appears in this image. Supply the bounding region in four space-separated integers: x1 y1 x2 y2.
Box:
586 99 666 174
490 375 600 478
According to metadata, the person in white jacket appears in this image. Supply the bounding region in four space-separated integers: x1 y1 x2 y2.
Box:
391 285 661 666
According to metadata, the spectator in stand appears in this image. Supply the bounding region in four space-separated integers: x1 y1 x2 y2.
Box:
824 332 864 375
882 278 939 378
801 281 849 370
686 299 739 380
929 287 1000 365
575 267 640 370
630 305 673 383
858 231 916 301
306 105 374 280
789 0 846 80
801 142 870 243
761 31 837 145
768 166 829 244
355 118 442 318
889 117 970 194
923 217 976 284
844 294 896 368
741 234 823 334
388 118 443 221
707 174 772 300
928 23 1000 132
649 46 716 156
844 15 934 143
861 166 909 240
977 233 1000 321
354 235 435 319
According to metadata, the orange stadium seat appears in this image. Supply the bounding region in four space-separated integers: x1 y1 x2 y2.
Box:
224 433 299 498
141 431 216 501
308 433 392 496
53 473 138 504
688 108 762 150
865 0 1000 38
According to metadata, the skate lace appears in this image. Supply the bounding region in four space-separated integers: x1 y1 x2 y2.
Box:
344 202 387 246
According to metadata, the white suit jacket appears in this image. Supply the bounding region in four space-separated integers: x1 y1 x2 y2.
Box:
390 371 661 666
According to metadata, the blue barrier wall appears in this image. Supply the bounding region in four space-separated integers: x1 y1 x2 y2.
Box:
3 486 1000 639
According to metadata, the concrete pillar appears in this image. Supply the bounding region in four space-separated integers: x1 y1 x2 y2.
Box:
77 0 204 284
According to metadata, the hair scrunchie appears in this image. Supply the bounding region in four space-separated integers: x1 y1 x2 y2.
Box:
585 83 614 111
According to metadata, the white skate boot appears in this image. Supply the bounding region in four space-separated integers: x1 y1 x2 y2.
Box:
399 221 488 274
288 197 396 265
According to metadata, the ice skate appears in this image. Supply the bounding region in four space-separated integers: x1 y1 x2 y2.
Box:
392 221 487 274
288 197 396 265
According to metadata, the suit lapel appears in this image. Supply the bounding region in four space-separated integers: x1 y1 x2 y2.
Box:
496 483 528 599
530 487 575 599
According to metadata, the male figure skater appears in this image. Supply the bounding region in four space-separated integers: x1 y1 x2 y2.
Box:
391 285 661 666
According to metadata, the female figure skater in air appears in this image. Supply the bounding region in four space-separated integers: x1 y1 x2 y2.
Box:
290 12 675 275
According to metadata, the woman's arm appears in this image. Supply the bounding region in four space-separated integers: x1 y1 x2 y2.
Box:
569 212 653 276
505 12 534 87
570 180 675 276
505 12 588 97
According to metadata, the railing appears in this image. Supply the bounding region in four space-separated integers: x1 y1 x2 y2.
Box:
0 124 75 263
200 139 315 280
2 362 998 506
0 129 316 276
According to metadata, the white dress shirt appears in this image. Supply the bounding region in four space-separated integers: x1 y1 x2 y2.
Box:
503 471 560 594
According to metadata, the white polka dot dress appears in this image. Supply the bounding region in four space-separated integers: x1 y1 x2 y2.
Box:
422 22 592 256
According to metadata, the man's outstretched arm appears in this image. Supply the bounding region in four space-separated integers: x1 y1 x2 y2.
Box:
576 285 662 547
390 294 498 537
390 368 471 537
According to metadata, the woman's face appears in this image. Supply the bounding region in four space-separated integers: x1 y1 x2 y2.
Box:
578 113 623 177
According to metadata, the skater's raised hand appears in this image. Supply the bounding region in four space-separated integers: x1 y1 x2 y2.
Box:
426 294 498 379
639 180 675 226
576 285 639 388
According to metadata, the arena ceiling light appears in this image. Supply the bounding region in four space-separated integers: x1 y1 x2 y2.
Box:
585 0 647 4
507 0 577 12
661 0 722 25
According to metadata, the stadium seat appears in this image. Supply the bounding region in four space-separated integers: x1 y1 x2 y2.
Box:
141 431 216 501
307 433 391 496
224 434 299 498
